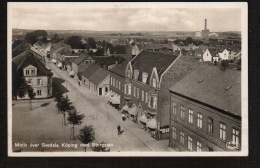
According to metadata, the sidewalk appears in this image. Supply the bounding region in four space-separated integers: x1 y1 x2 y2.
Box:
47 62 175 152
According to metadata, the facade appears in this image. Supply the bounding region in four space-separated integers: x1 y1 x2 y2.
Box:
12 50 53 99
115 50 198 139
89 68 110 96
169 64 241 151
80 63 102 87
218 48 230 60
203 49 219 62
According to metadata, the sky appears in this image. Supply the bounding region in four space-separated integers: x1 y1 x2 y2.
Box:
11 5 241 32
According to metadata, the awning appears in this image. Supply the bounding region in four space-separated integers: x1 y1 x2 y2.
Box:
139 114 148 123
147 118 157 129
122 105 129 111
105 90 112 98
57 62 63 68
112 95 120 105
128 106 138 116
69 70 75 76
109 94 118 103
51 59 56 63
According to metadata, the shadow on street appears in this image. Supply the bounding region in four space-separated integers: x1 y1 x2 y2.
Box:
52 77 69 96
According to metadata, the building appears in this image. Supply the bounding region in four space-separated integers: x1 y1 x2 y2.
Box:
89 68 110 96
201 19 210 41
203 49 219 62
218 48 230 60
113 50 198 139
80 63 102 86
169 63 241 151
105 45 132 61
13 50 53 99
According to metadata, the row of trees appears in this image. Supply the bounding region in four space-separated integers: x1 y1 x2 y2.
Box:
54 94 109 152
25 30 48 45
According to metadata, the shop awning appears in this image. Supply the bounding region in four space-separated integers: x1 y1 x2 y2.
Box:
147 118 157 129
122 105 129 111
105 90 112 98
57 62 63 68
128 106 138 116
139 114 149 123
69 70 75 76
51 59 56 63
112 95 120 105
109 94 118 102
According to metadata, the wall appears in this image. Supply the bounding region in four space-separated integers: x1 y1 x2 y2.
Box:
169 93 241 151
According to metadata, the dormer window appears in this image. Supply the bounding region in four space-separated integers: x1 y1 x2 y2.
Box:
142 72 148 83
31 70 36 75
25 70 30 75
133 70 139 80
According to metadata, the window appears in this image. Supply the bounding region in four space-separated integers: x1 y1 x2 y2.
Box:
197 141 202 152
113 78 115 86
110 77 113 85
118 81 121 90
37 90 42 96
142 72 148 83
172 126 177 140
150 96 157 109
127 84 131 95
37 79 42 85
48 88 51 94
141 90 144 101
48 78 52 85
161 127 169 133
188 136 193 151
105 87 108 92
152 78 157 88
188 109 193 124
180 105 185 120
136 88 140 98
232 128 240 144
133 87 136 97
197 113 203 128
207 118 213 134
220 123 226 141
133 70 139 80
172 102 177 116
145 92 148 103
180 131 184 145
31 69 36 75
25 70 30 75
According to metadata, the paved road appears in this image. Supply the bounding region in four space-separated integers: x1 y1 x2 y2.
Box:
47 62 174 152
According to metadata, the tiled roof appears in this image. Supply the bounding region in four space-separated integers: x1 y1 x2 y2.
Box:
12 43 30 58
208 49 219 57
12 50 52 76
80 63 102 79
71 53 92 65
131 50 179 82
109 46 126 54
89 68 110 85
93 56 120 66
169 64 241 116
109 61 128 77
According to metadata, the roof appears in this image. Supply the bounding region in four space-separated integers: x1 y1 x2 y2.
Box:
89 68 110 85
80 63 102 79
42 42 52 50
71 53 92 65
12 43 30 58
137 44 173 50
207 49 219 57
93 56 120 66
169 64 241 117
12 50 52 76
50 43 72 54
131 50 179 82
109 46 126 54
109 61 128 77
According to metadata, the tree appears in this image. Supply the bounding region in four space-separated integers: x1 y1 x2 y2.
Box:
67 110 85 140
52 34 59 43
87 37 97 49
185 37 193 45
56 95 75 125
92 142 110 152
78 125 95 152
25 30 48 45
65 36 84 49
17 77 35 110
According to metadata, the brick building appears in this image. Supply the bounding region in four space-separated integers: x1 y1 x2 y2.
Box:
169 64 241 151
113 50 198 139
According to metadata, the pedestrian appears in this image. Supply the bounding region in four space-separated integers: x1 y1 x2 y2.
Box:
78 81 80 86
117 125 121 135
122 113 126 121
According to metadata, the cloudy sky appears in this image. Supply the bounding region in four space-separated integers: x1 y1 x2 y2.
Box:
11 5 241 32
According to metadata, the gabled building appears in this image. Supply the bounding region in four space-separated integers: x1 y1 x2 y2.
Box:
13 50 53 99
120 50 198 139
80 63 102 87
203 49 219 62
218 48 230 60
89 68 110 96
169 64 241 151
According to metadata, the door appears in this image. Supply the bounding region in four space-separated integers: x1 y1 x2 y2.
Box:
99 88 102 95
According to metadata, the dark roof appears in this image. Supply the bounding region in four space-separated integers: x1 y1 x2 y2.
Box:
12 43 30 58
50 43 72 54
131 50 179 82
109 46 126 54
93 56 120 66
137 44 173 50
71 53 92 65
109 61 128 77
12 50 52 76
169 64 241 116
89 68 110 85
80 63 102 79
207 49 219 57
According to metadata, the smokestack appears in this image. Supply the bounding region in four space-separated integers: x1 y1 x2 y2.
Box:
205 19 207 30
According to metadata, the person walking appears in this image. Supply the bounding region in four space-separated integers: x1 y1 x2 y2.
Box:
117 125 121 135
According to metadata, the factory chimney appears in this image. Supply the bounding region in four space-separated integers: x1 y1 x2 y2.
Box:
205 19 207 30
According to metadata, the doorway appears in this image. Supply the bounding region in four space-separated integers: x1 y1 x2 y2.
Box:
99 88 102 95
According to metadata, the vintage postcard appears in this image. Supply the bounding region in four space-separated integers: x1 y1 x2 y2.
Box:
8 2 248 156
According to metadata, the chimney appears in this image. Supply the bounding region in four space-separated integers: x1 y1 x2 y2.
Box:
205 19 207 30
